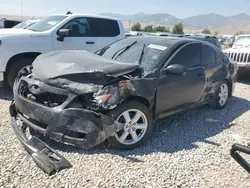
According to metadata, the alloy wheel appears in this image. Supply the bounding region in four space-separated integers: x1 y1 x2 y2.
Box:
115 109 148 145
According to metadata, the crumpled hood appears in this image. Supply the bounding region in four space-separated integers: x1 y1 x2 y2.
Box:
0 28 34 36
32 50 140 91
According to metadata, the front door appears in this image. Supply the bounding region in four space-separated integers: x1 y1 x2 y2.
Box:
53 17 97 53
156 43 206 118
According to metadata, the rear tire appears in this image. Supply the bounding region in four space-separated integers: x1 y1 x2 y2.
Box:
209 80 230 109
6 58 34 88
107 101 153 149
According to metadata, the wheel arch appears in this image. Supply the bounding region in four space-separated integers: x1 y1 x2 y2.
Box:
5 52 42 73
123 96 150 108
122 96 156 119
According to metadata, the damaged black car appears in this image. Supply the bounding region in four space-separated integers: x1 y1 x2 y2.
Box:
10 36 237 173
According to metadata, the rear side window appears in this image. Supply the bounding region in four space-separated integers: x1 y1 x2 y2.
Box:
201 44 216 65
88 18 120 37
169 43 201 68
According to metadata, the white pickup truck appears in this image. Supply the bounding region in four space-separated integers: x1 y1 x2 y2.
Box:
224 35 250 72
0 13 125 87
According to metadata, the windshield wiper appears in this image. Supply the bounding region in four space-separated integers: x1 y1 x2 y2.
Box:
138 44 146 65
112 41 137 60
27 28 37 32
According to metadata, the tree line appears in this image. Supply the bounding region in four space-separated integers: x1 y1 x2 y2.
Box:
131 22 221 36
131 22 184 34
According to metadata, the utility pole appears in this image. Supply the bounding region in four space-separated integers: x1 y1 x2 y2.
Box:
21 2 23 22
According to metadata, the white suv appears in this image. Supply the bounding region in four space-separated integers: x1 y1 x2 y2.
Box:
0 14 125 87
224 35 250 71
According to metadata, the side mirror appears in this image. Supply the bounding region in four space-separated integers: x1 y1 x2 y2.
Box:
163 64 186 76
57 29 70 42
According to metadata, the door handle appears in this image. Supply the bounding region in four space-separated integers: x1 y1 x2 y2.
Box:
86 41 95 44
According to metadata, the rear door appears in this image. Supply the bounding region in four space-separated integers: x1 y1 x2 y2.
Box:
87 18 122 51
156 43 206 118
201 44 227 101
53 17 97 52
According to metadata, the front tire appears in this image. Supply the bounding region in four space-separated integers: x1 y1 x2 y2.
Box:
107 101 153 149
6 58 34 88
209 81 230 109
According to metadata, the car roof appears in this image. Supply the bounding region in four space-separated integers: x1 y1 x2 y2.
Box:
187 35 217 39
53 13 121 21
123 36 223 53
124 36 209 47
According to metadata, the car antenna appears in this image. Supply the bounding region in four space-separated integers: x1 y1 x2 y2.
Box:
66 11 73 15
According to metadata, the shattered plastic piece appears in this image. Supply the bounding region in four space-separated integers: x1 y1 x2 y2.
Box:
206 118 220 123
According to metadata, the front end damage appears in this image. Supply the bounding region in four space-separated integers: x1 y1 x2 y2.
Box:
11 75 126 149
10 64 151 174
10 50 159 174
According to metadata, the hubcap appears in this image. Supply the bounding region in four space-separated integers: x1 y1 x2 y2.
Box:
218 83 229 106
115 109 148 145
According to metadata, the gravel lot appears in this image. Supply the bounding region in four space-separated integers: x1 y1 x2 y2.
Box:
1 78 250 188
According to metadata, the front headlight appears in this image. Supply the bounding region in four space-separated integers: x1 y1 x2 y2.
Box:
94 93 111 105
93 86 120 109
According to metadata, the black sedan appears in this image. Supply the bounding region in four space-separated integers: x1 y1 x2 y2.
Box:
10 36 237 173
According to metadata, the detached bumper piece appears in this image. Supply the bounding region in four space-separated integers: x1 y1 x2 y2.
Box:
230 144 250 174
10 102 72 175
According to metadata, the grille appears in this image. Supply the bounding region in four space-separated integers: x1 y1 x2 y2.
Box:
19 80 68 107
225 52 250 63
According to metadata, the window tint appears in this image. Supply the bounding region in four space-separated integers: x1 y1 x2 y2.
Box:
201 44 216 65
61 17 120 37
62 18 91 37
88 18 120 37
4 20 20 28
170 43 201 68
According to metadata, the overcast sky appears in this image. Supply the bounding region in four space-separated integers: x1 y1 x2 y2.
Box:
0 0 250 18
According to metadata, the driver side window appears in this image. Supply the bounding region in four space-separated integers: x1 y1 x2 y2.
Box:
169 43 201 68
61 18 91 37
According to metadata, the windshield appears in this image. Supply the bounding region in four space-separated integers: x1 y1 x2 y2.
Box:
26 16 67 32
13 21 31 28
96 39 167 72
234 36 250 46
23 22 36 29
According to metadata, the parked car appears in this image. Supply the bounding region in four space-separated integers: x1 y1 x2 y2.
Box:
184 35 222 49
12 20 40 29
0 19 21 28
225 36 236 47
10 36 237 174
217 37 226 45
224 35 250 72
157 34 222 49
0 13 125 87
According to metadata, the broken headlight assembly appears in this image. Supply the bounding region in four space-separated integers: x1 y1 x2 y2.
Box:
68 86 120 110
92 86 120 110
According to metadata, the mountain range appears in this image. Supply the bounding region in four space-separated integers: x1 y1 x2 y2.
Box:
100 12 250 34
1 12 250 34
